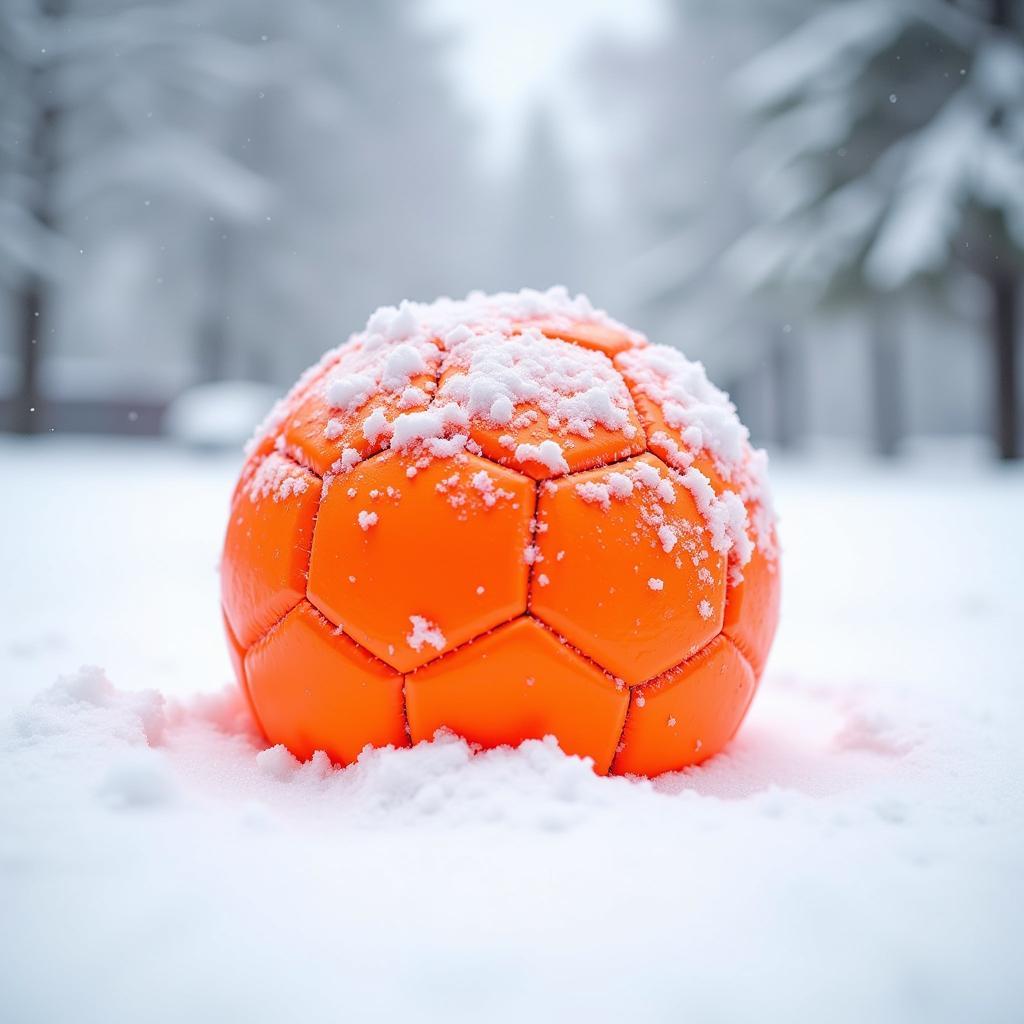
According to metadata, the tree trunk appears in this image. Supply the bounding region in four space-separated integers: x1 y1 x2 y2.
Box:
769 327 802 451
13 1 62 435
196 216 232 384
868 301 902 458
991 0 1012 33
990 269 1020 460
14 278 45 434
983 0 1020 459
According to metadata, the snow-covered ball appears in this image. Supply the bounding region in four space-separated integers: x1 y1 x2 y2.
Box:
221 287 779 776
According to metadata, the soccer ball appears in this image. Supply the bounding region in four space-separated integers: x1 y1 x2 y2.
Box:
221 288 779 777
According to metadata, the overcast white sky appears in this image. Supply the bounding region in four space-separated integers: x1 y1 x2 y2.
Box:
421 0 665 177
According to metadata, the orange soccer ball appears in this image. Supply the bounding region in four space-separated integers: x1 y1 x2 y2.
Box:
221 288 779 777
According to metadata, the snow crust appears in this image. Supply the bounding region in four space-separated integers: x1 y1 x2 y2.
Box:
435 326 636 441
282 286 641 453
245 453 311 503
513 439 569 475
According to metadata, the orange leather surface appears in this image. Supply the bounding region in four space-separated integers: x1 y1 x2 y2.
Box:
245 601 408 765
221 453 322 648
723 533 781 678
612 636 756 776
406 617 629 774
307 452 535 671
222 309 779 777
531 453 726 685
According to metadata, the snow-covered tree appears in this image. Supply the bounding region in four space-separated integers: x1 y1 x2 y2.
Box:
581 5 759 331
220 0 485 384
1 0 484 431
578 4 805 448
1 0 274 432
727 0 1024 459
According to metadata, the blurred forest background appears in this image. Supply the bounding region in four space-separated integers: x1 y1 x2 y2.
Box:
1 0 1021 458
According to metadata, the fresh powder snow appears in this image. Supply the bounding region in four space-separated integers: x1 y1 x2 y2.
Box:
405 615 446 653
248 287 775 588
2 440 1021 1022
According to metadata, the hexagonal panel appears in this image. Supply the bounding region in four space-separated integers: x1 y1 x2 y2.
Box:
307 452 535 672
436 331 645 480
405 616 628 774
723 534 781 678
614 346 741 491
612 635 755 776
531 452 726 686
280 341 441 476
525 319 641 357
615 349 779 678
245 601 407 764
615 381 727 491
221 453 322 648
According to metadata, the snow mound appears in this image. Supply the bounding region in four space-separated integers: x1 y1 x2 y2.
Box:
436 328 635 437
5 667 641 832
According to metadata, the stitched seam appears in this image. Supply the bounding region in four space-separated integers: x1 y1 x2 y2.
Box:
524 477 542 609
720 629 758 678
403 608 529 676
245 599 407 677
227 448 324 660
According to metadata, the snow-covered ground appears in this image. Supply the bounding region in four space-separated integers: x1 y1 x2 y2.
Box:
1 438 1022 1023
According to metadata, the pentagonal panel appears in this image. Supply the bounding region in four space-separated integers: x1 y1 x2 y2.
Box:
221 453 322 648
531 453 726 685
618 385 731 490
405 616 628 774
307 452 535 672
615 345 741 490
612 635 755 776
280 340 441 476
723 533 781 678
436 330 645 480
615 348 780 678
526 319 641 357
245 601 407 764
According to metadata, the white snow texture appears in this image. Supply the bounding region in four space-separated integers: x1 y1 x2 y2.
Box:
1 440 1022 1024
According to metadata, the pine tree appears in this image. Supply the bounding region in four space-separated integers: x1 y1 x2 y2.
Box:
582 3 761 336
2 0 64 434
727 0 1024 459
159 0 483 384
578 4 803 449
1 0 484 423
1 0 268 432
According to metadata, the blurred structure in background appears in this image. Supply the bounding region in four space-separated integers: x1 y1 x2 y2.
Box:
1 0 1021 458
